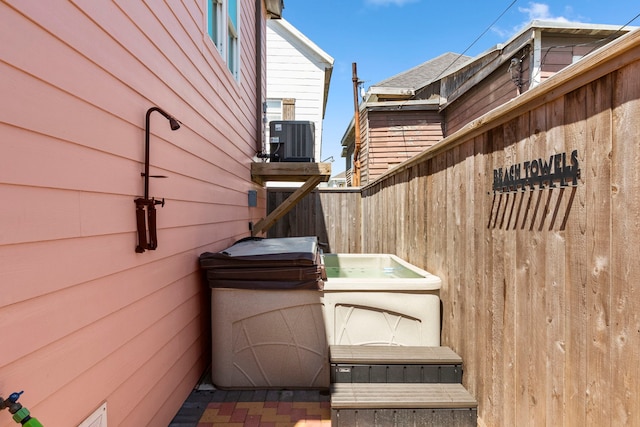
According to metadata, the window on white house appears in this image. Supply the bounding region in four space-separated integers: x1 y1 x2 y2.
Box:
265 99 282 156
207 0 239 80
265 99 283 123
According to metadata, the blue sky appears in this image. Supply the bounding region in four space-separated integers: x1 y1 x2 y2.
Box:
281 0 639 174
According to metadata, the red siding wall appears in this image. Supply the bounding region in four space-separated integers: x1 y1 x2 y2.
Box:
540 34 612 81
445 57 527 135
0 1 265 426
365 109 443 183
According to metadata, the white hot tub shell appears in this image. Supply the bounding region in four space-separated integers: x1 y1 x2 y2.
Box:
208 252 441 389
210 288 328 389
322 253 442 348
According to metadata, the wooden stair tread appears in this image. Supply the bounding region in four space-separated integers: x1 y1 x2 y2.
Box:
330 345 463 365
331 383 477 409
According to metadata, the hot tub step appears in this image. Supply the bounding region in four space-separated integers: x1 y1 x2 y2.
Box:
330 345 463 383
331 383 477 426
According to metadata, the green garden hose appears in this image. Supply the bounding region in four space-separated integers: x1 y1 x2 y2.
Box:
0 391 43 427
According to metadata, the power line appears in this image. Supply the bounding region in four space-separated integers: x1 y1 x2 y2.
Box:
429 0 521 83
535 10 640 80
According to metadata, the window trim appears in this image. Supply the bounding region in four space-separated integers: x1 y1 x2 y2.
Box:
265 99 283 123
207 0 240 81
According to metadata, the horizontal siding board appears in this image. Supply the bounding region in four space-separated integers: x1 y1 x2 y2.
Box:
365 110 443 181
267 55 326 67
0 64 144 163
0 33 253 185
123 337 205 427
1 1 265 426
0 221 248 306
0 254 201 366
149 349 206 426
0 125 140 194
0 186 82 244
107 313 204 426
2 276 200 404
5 0 257 160
0 184 252 246
34 293 204 426
370 152 428 160
446 70 518 134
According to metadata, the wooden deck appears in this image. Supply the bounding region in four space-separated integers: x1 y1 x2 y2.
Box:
250 162 331 186
251 162 331 236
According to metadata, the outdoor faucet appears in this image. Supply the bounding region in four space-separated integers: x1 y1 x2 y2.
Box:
135 107 181 253
0 391 44 427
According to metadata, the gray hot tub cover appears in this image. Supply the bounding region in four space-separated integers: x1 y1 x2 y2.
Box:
199 236 325 290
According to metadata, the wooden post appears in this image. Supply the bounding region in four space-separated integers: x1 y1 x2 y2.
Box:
352 62 361 186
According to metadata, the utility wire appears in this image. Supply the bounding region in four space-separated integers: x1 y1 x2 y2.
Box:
535 10 640 80
430 0 520 83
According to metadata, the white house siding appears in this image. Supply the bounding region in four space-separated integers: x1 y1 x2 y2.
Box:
0 1 265 426
266 19 333 162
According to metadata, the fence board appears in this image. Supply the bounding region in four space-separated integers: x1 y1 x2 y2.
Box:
528 104 548 426
585 74 612 427
564 86 589 426
611 60 640 426
267 188 361 253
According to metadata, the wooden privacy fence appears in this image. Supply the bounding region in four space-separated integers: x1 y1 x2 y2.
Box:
266 187 361 253
268 29 640 426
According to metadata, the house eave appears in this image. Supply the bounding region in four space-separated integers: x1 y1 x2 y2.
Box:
265 0 284 19
438 20 637 111
340 117 355 151
269 19 334 65
364 99 440 112
322 66 333 118
365 86 415 102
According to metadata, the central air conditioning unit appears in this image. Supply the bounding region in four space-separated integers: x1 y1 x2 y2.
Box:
269 120 315 162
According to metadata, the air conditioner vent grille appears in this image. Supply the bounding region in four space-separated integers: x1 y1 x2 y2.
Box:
269 120 315 162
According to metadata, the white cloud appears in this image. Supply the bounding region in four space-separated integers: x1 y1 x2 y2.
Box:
365 0 419 6
491 2 577 40
518 2 571 23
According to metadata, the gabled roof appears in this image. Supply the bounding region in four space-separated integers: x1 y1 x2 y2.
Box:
365 52 471 101
373 52 471 90
268 18 334 66
267 18 334 115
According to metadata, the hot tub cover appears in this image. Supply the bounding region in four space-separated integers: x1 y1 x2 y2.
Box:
199 236 325 290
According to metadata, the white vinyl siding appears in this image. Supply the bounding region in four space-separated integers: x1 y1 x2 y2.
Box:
266 20 333 162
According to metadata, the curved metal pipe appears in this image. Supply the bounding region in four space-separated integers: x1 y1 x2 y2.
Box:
136 107 180 253
144 107 180 199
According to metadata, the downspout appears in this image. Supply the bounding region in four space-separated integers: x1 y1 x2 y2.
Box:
352 62 361 186
255 0 264 154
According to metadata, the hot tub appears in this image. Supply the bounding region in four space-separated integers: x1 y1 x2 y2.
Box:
202 237 328 389
322 253 442 347
202 239 441 389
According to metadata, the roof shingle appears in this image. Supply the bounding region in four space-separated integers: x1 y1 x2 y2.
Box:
372 52 472 90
